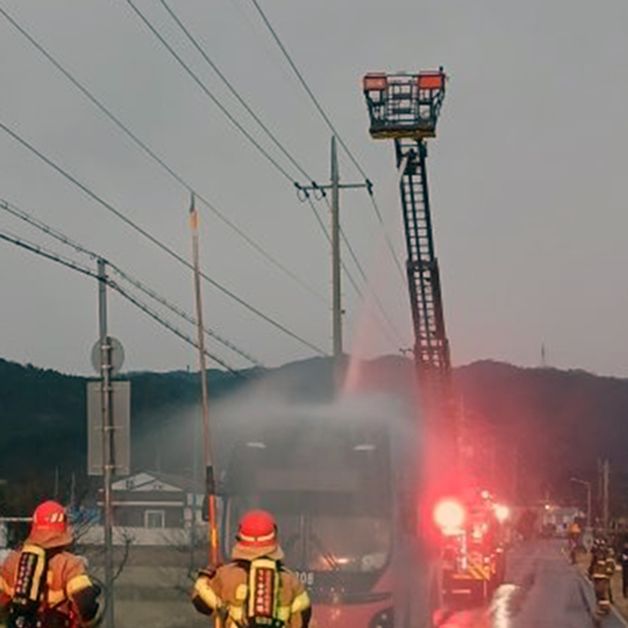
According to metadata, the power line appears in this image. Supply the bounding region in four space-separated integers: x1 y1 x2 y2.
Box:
159 0 312 184
1 4 401 350
122 0 404 344
118 1 401 346
0 228 241 374
158 1 403 346
159 0 398 322
0 4 326 304
0 119 326 356
157 0 340 255
247 0 406 281
0 198 262 367
124 0 298 185
124 0 349 292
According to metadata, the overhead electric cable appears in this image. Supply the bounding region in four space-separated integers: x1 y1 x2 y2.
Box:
124 0 345 279
0 120 326 356
0 198 262 367
248 0 405 280
1 4 400 348
124 0 297 185
157 0 403 344
159 0 312 184
122 0 403 344
0 5 325 304
0 229 240 373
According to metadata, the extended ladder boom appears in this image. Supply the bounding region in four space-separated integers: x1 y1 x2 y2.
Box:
363 70 451 411
396 138 451 405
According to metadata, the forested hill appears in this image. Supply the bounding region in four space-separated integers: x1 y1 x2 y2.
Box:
2 356 628 513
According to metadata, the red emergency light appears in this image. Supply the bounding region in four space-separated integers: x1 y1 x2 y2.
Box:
363 73 388 91
417 72 445 90
433 498 466 535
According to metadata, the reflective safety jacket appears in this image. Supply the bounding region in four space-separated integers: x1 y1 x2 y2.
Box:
0 544 100 627
591 553 616 580
192 558 312 628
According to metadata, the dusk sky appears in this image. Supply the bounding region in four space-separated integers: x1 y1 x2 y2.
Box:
1 1 627 376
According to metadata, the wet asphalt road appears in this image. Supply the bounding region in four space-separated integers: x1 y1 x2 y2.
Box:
435 540 627 628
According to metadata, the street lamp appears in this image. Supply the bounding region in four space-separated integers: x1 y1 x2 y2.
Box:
570 477 592 529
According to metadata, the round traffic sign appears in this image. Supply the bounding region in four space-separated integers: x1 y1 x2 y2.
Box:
91 336 125 376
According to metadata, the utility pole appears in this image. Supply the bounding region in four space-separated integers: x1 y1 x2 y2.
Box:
188 194 220 569
602 458 610 531
299 136 371 358
330 136 342 358
97 258 115 628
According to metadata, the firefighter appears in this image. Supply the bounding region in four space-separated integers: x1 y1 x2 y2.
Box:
591 540 615 615
621 541 628 598
192 509 312 627
567 521 581 564
0 500 101 628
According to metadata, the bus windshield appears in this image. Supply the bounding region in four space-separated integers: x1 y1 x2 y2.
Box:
224 423 392 574
228 491 391 573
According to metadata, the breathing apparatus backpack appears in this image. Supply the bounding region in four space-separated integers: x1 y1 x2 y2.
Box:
7 544 48 628
238 558 286 628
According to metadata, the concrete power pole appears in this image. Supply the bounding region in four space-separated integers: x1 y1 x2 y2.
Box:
330 136 342 358
97 258 115 628
602 458 610 531
299 137 370 359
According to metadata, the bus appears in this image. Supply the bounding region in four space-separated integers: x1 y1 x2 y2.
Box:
219 400 439 627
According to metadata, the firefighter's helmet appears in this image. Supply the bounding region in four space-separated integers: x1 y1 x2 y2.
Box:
27 500 73 548
232 510 284 561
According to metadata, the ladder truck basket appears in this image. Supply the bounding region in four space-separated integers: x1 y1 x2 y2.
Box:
363 70 446 140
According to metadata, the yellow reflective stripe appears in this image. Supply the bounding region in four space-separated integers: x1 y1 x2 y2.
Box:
194 578 223 610
48 588 66 605
277 606 291 621
290 590 311 614
229 606 244 621
0 575 14 596
22 544 46 602
235 584 248 601
67 574 92 596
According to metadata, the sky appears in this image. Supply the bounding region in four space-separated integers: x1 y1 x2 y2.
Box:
1 0 627 376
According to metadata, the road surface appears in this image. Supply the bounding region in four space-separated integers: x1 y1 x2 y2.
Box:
435 540 627 627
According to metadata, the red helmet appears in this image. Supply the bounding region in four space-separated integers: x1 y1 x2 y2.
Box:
31 500 68 537
237 510 277 548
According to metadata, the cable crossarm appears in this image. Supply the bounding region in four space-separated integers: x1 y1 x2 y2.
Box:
0 229 242 375
0 121 327 356
0 198 263 367
0 6 325 305
247 0 406 282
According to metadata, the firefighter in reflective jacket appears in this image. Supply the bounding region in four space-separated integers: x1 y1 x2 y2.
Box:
0 500 101 628
591 541 616 614
192 509 312 627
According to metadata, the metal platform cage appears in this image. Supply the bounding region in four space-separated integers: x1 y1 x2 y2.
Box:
363 70 446 140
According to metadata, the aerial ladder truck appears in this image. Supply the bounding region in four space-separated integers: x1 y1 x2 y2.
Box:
363 70 505 605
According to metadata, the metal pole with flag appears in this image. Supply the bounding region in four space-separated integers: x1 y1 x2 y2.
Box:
188 193 221 571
